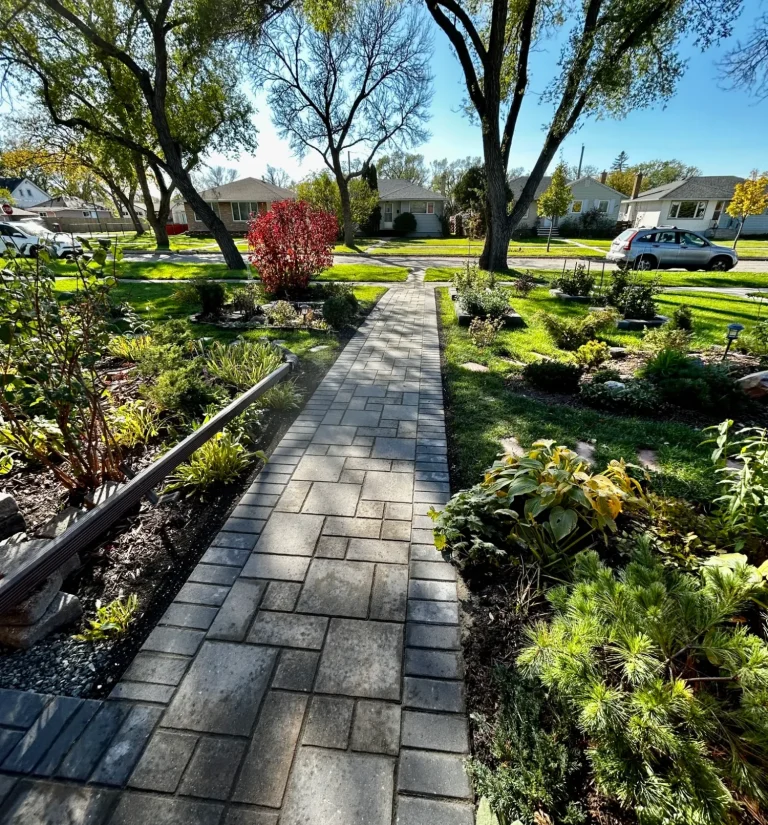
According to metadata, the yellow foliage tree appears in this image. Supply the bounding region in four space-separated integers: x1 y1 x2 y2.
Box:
727 170 768 248
538 162 572 251
605 169 635 197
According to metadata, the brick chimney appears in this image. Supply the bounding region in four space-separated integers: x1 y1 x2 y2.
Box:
600 170 607 184
631 172 644 199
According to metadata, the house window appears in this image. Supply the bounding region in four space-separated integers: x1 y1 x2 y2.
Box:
427 202 434 214
194 200 221 222
668 201 707 219
713 200 730 222
571 200 584 213
410 202 427 214
597 200 609 213
232 201 257 221
82 211 97 218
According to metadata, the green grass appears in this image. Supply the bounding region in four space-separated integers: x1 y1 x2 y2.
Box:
317 264 407 282
375 236 605 258
437 287 716 500
658 292 768 345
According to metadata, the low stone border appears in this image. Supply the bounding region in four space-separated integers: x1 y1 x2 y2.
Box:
549 289 592 303
448 287 525 328
616 314 669 331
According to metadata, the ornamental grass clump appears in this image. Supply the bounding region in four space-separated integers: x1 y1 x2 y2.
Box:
429 440 645 576
519 542 768 825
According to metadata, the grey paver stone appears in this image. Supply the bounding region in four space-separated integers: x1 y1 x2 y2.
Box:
395 796 474 825
272 649 319 691
345 458 391 472
233 692 307 807
56 703 131 780
241 553 310 582
409 561 456 581
372 438 416 460
311 425 358 445
224 810 278 825
32 700 101 776
385 502 412 520
90 704 163 786
0 729 22 763
122 653 189 686
247 611 328 649
404 677 465 713
178 736 247 800
302 482 361 516
274 481 312 512
222 518 266 535
128 730 197 792
0 688 48 728
3 695 81 773
260 581 302 611
0 779 116 825
408 600 459 624
408 580 457 601
253 512 324 556
210 532 258 551
280 747 394 825
232 505 273 522
398 750 472 799
189 564 240 586
347 538 409 565
109 682 175 703
381 404 417 421
302 696 354 749
142 626 205 657
356 499 385 518
361 471 413 503
350 700 401 756
109 793 222 825
340 468 366 484
160 603 218 631
370 565 408 621
291 455 345 482
315 619 402 700
297 559 374 617
315 535 348 558
201 545 250 566
207 580 266 642
341 409 382 427
163 642 277 735
401 710 469 753
0 773 15 806
410 544 442 561
382 520 411 541
322 517 380 538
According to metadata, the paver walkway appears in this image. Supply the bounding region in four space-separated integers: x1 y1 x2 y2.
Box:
0 278 473 825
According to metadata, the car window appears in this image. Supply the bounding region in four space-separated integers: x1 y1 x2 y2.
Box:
616 229 635 240
640 233 656 242
681 232 707 247
656 231 678 244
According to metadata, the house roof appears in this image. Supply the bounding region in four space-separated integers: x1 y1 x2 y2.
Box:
625 176 746 203
377 179 446 201
195 177 296 201
0 205 40 218
31 195 110 211
509 175 626 201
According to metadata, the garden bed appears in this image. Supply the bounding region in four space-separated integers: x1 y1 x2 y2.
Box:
449 286 525 328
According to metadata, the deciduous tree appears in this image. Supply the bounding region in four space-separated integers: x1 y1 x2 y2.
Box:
727 170 768 248
538 162 571 251
265 165 293 188
253 0 433 246
720 12 768 100
422 0 741 271
632 158 701 190
377 152 428 186
296 171 379 239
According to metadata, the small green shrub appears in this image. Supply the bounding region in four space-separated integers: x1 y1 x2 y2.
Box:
109 401 160 448
393 211 417 236
323 295 355 328
460 286 510 319
669 303 694 330
512 270 536 297
580 378 661 416
606 271 660 320
166 430 258 494
453 263 495 294
519 543 768 825
151 319 196 347
75 594 138 642
205 341 282 391
136 343 184 378
522 360 582 394
469 316 503 349
641 325 692 354
192 279 226 316
259 382 302 411
467 668 586 825
738 319 768 357
267 300 298 325
575 339 610 370
429 440 645 576
551 263 595 297
538 307 619 350
590 366 622 384
108 334 154 361
231 283 264 319
145 365 218 417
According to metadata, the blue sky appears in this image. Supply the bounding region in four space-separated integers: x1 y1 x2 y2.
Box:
220 7 768 182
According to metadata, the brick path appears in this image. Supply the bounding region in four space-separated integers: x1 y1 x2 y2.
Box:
0 279 472 825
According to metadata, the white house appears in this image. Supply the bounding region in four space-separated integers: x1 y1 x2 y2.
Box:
0 177 51 210
377 179 446 236
619 175 768 238
509 174 626 230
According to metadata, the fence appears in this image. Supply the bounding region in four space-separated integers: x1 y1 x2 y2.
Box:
0 351 297 614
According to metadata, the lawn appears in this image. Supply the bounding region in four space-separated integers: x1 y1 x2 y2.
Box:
375 236 606 258
437 287 719 501
717 239 768 259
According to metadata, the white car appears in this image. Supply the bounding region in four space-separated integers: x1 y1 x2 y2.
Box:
0 221 83 259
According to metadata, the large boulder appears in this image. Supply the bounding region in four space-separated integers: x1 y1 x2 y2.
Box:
737 370 768 400
0 592 82 649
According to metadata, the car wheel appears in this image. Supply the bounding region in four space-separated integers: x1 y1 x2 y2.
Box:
635 255 656 271
708 256 731 272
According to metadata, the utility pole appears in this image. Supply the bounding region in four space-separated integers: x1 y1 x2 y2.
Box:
576 144 585 179
347 151 351 176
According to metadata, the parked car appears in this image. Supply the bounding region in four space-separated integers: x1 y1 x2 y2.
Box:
0 221 83 259
607 227 737 271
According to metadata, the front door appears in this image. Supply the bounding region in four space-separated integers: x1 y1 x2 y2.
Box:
678 231 711 269
383 203 393 228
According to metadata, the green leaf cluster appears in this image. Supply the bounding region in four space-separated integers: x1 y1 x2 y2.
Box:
75 594 139 642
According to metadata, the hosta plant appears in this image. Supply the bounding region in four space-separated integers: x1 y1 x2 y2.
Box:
75 594 138 642
519 543 768 825
429 440 645 575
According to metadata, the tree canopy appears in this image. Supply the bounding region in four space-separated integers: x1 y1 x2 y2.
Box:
377 152 428 186
727 170 768 247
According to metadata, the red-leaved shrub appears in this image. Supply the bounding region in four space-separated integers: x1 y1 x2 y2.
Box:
247 200 337 295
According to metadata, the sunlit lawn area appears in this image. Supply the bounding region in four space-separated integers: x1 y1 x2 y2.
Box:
374 236 606 257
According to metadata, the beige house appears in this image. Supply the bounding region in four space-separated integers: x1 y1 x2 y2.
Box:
184 177 296 234
377 179 446 236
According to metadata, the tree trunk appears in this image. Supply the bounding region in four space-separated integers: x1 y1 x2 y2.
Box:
733 218 744 249
546 219 554 252
479 135 511 272
336 169 355 248
134 158 170 250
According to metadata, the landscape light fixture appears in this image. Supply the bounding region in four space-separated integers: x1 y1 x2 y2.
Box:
723 323 745 360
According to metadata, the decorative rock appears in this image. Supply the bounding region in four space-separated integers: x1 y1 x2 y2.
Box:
0 493 25 542
0 539 49 581
0 592 82 649
0 571 62 625
575 441 595 464
309 345 330 352
500 437 524 457
638 449 660 472
616 314 668 331
737 370 768 400
549 289 592 303
609 346 627 359
460 362 489 373
37 507 85 539
603 380 626 390
58 552 82 579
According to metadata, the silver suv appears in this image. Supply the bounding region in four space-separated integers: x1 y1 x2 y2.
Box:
607 227 737 271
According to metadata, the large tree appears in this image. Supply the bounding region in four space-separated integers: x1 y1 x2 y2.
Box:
727 170 768 248
720 12 768 100
377 151 428 186
632 158 701 190
422 0 742 271
253 0 433 246
0 0 263 269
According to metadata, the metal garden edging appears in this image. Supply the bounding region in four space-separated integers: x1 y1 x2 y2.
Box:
0 349 298 614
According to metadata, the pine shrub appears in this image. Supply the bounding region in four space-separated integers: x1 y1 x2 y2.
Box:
522 360 583 393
